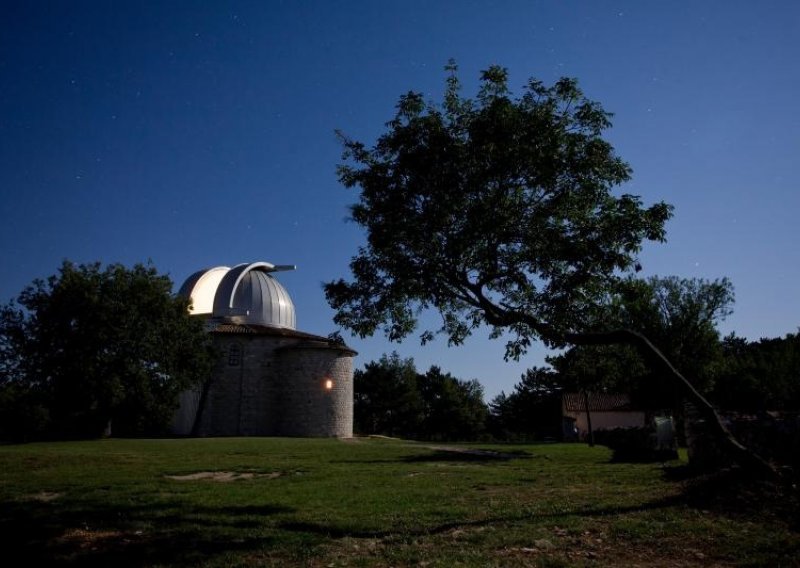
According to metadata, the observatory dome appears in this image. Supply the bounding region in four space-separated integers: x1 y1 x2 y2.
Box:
178 262 296 329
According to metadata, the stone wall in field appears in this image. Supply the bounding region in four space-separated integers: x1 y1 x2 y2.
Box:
173 325 355 438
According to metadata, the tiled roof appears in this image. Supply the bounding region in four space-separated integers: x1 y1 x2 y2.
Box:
209 323 259 334
207 322 357 354
209 323 321 338
562 392 634 412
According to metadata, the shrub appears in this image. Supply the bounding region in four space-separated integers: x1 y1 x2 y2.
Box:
595 422 678 462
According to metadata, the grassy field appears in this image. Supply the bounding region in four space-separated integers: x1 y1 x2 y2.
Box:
0 437 797 567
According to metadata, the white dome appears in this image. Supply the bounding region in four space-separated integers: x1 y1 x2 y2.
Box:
178 262 296 329
178 266 230 314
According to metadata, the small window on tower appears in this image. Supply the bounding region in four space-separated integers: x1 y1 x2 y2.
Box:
228 344 242 366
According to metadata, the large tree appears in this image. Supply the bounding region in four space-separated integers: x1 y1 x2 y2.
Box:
713 331 800 412
0 261 214 439
353 353 488 441
326 63 774 476
417 365 487 441
353 352 424 437
488 366 564 441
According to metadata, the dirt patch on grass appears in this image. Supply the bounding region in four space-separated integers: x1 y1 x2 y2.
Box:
58 527 143 550
420 445 533 461
23 491 63 502
165 471 283 482
60 529 124 549
496 526 728 568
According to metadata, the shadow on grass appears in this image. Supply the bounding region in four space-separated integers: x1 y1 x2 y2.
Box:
401 448 533 463
281 466 800 542
279 495 687 540
661 464 800 529
334 447 534 465
0 498 295 566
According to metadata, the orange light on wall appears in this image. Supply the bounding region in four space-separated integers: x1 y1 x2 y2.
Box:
324 379 334 390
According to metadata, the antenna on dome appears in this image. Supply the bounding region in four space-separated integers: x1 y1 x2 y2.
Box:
271 265 296 272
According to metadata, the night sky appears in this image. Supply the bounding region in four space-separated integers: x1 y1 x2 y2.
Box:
2 1 798 399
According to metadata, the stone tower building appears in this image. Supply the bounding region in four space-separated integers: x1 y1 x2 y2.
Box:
171 262 356 437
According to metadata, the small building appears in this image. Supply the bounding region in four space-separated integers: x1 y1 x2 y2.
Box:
171 262 356 438
562 392 646 441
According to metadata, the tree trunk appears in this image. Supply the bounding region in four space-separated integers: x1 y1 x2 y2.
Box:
582 390 595 447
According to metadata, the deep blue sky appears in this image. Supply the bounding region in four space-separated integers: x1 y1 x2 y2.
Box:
2 2 798 400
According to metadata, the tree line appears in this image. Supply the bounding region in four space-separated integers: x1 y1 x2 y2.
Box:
354 322 800 443
353 273 800 441
354 352 487 441
345 267 798 443
0 261 797 443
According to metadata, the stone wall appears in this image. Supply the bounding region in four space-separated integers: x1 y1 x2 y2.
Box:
184 331 354 437
276 344 353 437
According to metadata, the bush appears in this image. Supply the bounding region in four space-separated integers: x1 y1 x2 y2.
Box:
724 412 800 475
594 422 678 462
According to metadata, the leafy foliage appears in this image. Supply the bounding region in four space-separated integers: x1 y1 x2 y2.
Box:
353 352 424 438
548 344 645 397
548 276 734 406
592 426 678 462
326 62 672 356
488 366 563 441
325 63 780 476
353 352 487 441
712 331 800 411
0 261 214 440
613 275 733 392
490 276 735 441
417 366 487 441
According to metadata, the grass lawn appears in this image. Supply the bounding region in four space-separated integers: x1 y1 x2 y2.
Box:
0 437 797 567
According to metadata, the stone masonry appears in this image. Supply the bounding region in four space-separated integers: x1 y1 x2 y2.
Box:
179 325 355 438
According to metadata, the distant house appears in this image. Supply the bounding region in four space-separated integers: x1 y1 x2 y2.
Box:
562 393 646 441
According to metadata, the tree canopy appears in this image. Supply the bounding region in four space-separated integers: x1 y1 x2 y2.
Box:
488 366 563 441
326 63 777 477
353 352 487 441
353 352 423 438
488 276 735 443
0 261 214 440
712 331 800 411
326 62 672 356
549 276 734 406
